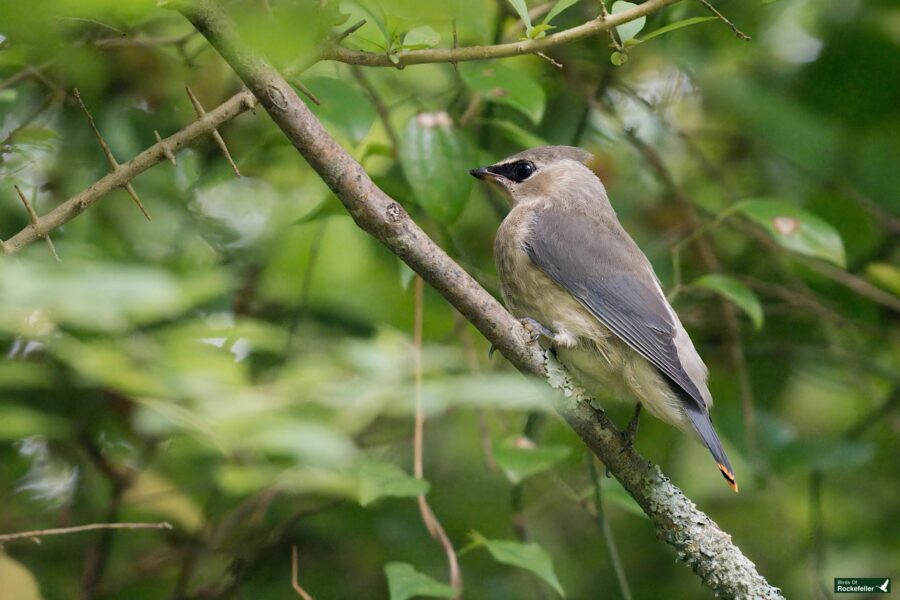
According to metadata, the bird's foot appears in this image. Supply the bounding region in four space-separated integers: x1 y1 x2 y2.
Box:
519 317 554 344
619 403 642 453
518 317 578 349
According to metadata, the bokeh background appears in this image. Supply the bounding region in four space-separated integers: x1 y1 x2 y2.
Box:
0 0 898 598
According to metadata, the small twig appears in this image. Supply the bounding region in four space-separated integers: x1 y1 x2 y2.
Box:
510 412 544 542
291 546 315 600
455 313 497 471
57 16 127 36
413 276 462 598
598 0 625 51
0 522 172 544
73 88 151 220
153 130 178 166
697 0 751 41
536 51 563 68
350 66 399 156
586 453 633 600
14 185 60 261
185 86 241 177
808 470 829 600
282 219 328 362
94 31 197 48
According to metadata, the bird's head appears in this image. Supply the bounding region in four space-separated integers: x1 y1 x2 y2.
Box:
469 145 597 206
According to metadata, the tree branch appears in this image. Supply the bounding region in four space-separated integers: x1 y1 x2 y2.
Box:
1 90 256 253
320 0 681 67
181 2 784 598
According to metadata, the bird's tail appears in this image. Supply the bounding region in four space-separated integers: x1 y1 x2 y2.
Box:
684 404 738 492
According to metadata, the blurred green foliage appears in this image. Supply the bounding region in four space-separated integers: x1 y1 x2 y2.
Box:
0 0 898 598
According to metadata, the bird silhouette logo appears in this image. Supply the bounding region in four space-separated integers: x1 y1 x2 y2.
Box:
877 579 890 592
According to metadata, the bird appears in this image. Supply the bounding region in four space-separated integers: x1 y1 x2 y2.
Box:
470 145 738 492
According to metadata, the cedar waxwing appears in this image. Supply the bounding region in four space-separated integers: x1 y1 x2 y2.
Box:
470 145 737 492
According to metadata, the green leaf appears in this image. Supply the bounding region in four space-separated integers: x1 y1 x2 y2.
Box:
736 199 846 267
507 0 533 31
544 0 581 24
9 127 60 150
0 261 227 334
0 89 17 103
634 16 717 44
398 259 416 291
301 76 375 144
459 62 546 124
402 26 440 50
0 554 42 600
693 274 764 330
865 262 900 297
493 436 571 484
611 1 646 42
400 113 473 225
356 460 429 506
385 562 456 600
476 534 565 596
295 194 347 224
527 23 554 39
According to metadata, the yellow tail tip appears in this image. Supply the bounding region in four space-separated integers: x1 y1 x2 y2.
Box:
717 463 739 493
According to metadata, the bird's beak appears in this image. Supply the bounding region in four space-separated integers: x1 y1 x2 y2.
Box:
469 166 501 180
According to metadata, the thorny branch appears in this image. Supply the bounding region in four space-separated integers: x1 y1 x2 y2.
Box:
181 2 784 597
0 0 663 253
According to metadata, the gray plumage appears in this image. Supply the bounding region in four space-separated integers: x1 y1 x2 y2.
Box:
471 145 737 490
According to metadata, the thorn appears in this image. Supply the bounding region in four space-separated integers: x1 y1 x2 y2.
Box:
74 88 152 220
124 183 151 221
154 130 177 166
334 18 366 43
698 0 751 41
185 86 241 177
293 79 321 106
14 185 60 261
451 19 459 72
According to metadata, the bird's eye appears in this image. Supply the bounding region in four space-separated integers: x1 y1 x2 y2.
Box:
486 159 537 183
510 160 536 182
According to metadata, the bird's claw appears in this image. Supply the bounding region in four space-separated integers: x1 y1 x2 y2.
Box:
519 317 554 344
619 403 642 453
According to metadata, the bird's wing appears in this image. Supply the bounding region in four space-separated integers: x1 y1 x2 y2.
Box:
524 206 705 409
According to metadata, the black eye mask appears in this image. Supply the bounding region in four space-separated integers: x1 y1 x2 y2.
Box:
488 160 536 183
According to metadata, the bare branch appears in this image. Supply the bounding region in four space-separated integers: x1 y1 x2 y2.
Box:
73 88 152 220
321 0 682 67
185 86 242 177
182 3 784 597
2 90 257 253
291 546 315 600
413 276 462 597
0 522 172 544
